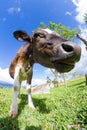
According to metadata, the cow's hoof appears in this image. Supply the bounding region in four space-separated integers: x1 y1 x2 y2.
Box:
9 104 18 117
9 111 17 117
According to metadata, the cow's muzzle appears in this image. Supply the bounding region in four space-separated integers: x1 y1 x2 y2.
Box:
51 42 81 73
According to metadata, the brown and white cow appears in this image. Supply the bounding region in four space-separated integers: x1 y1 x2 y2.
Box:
31 80 54 95
9 28 81 117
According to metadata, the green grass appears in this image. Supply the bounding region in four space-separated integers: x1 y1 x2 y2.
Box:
0 76 87 130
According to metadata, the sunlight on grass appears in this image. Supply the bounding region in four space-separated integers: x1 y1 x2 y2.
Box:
0 76 87 130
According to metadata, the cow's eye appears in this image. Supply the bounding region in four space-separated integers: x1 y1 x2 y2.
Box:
34 33 45 38
34 33 39 38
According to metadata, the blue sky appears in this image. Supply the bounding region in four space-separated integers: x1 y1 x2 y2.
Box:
0 0 87 85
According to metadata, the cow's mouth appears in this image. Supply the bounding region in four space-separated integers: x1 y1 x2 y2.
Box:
53 60 75 73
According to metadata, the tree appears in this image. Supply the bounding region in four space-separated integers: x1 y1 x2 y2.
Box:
77 34 87 85
77 34 87 50
40 22 78 86
40 21 78 40
84 13 87 24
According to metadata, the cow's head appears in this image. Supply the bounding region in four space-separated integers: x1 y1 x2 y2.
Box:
13 28 81 73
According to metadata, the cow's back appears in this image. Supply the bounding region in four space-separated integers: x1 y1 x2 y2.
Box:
9 43 33 79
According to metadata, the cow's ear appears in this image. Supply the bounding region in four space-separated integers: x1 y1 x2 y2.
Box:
13 30 32 42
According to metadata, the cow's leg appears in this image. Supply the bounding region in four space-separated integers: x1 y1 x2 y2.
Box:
26 83 35 109
26 69 35 109
9 65 21 117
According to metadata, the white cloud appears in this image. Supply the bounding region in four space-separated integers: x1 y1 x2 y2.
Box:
21 78 46 87
72 0 87 24
71 0 87 76
72 0 79 6
65 11 72 16
44 68 52 75
8 7 14 14
75 27 87 74
79 25 87 37
0 67 14 84
32 78 46 86
7 0 22 14
7 7 21 14
0 67 46 86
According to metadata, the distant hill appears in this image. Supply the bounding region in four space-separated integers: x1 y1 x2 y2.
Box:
0 81 13 88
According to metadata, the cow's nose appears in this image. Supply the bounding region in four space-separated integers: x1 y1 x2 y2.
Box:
61 43 74 53
60 42 81 61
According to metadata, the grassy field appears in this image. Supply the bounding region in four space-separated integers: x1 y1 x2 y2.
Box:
0 76 87 130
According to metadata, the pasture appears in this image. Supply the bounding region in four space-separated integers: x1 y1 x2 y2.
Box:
0 76 87 130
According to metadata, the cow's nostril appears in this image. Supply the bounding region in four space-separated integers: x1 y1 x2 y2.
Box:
62 44 74 52
47 42 53 46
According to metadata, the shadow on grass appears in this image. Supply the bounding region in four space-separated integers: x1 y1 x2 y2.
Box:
0 117 19 130
0 94 49 129
0 94 27 130
18 94 28 115
33 97 50 114
25 125 42 130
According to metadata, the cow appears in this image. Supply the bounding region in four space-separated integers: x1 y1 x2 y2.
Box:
9 28 81 117
31 80 54 95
